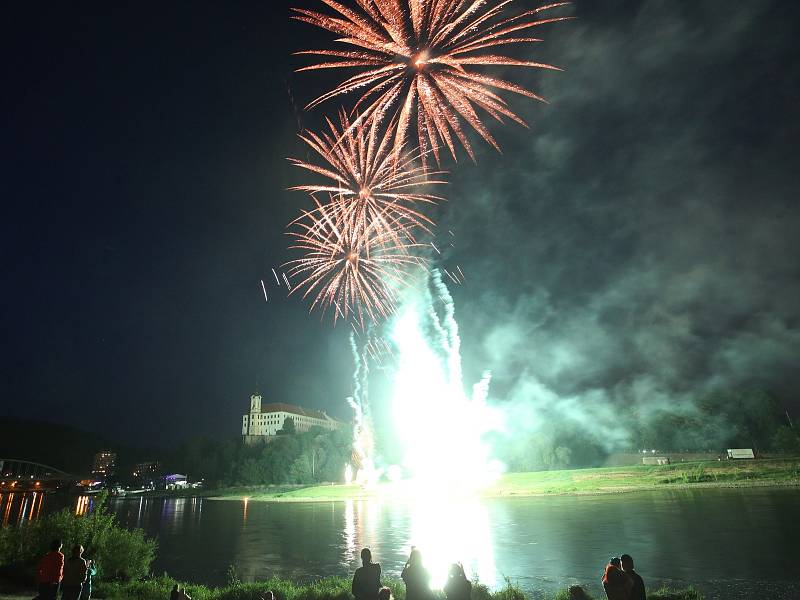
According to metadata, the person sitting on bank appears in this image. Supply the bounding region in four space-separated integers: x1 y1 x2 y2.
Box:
602 557 632 600
620 554 646 600
444 563 471 600
36 539 64 600
352 548 382 600
61 544 88 600
401 548 431 600
261 591 275 600
170 584 181 600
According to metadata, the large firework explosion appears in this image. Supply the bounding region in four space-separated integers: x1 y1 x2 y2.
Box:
289 110 447 246
285 195 426 324
285 0 569 323
293 0 571 164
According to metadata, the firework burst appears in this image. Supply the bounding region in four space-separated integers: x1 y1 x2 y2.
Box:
292 0 572 164
289 110 447 245
285 195 426 325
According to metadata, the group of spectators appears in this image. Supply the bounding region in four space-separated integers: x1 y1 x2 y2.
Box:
354 547 647 600
36 539 646 600
34 539 97 600
353 547 475 600
601 554 646 600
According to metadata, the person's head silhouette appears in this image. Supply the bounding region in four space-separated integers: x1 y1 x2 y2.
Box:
361 548 372 566
620 554 635 571
408 548 422 566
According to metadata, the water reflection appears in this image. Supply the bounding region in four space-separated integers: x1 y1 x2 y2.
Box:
75 495 91 516
98 489 800 600
1 492 47 526
407 498 496 588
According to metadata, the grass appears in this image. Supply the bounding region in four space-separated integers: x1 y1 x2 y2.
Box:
206 458 800 502
0 576 708 600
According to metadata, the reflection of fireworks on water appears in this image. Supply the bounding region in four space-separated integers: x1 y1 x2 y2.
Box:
293 0 571 164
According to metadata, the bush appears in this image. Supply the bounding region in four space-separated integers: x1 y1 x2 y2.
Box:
93 575 706 600
0 493 156 583
650 586 704 600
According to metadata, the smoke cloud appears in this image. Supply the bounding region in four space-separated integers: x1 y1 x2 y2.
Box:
431 0 800 456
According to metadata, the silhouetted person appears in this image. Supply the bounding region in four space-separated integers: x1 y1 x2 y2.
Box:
80 557 97 600
621 554 646 600
261 591 275 600
401 548 431 600
602 557 632 600
352 548 382 600
36 539 64 600
170 584 181 600
62 544 88 600
444 563 471 600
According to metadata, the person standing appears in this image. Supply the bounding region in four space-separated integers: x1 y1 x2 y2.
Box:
602 557 632 600
621 554 646 600
352 548 382 600
401 548 431 600
36 539 64 600
79 557 97 600
62 544 88 600
444 563 471 600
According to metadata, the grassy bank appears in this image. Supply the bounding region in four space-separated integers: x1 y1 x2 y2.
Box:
207 458 800 501
0 575 706 600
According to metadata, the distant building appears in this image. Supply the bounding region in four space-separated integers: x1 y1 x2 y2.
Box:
91 451 117 477
242 394 343 445
163 473 188 489
133 461 161 486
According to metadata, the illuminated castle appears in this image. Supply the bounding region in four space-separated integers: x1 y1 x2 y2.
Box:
241 394 342 445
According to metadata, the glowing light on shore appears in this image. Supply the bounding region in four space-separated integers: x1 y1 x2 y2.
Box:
389 270 504 493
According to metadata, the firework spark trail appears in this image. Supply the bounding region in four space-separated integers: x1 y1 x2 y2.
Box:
285 195 426 325
292 0 572 164
347 331 379 483
429 268 462 385
289 110 447 245
261 279 269 302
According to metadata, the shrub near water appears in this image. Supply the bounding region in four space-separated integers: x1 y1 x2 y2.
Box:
0 493 156 582
94 575 705 600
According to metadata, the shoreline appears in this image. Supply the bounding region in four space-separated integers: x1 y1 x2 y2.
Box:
199 459 800 503
206 478 800 503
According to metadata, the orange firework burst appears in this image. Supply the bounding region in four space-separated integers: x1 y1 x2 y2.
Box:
292 0 572 164
289 110 447 244
285 195 426 324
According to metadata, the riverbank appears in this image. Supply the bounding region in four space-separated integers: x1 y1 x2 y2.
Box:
0 575 706 600
205 458 800 502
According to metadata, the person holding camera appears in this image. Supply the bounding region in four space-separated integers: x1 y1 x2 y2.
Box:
401 548 431 600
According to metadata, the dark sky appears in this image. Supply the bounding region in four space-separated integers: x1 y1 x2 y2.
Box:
3 1 799 447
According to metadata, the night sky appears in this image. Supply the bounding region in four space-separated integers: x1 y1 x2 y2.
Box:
3 1 799 447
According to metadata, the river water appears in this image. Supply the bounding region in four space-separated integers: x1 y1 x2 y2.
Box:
3 487 799 599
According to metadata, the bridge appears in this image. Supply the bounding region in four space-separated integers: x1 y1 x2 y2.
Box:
0 459 76 490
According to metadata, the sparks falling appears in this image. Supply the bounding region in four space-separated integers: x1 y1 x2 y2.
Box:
289 110 447 244
293 0 572 164
285 195 426 325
